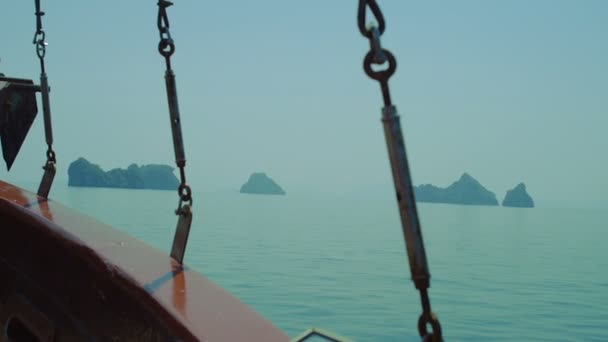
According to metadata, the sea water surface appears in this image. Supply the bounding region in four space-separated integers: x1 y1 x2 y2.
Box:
36 183 608 341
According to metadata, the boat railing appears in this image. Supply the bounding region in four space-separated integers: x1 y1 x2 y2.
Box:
291 327 353 342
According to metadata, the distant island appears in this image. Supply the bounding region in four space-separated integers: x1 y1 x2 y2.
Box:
414 173 499 206
240 172 285 195
68 157 179 190
502 183 535 208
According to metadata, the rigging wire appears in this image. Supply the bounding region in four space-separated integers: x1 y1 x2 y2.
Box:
33 0 56 199
357 1 443 340
156 0 193 265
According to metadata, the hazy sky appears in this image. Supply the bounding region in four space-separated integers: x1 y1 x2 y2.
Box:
1 1 606 209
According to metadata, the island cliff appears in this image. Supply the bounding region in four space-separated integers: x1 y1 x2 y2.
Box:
240 172 285 195
502 183 535 208
68 157 179 190
414 173 499 206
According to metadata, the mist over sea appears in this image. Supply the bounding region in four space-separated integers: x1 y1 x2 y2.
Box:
25 183 608 341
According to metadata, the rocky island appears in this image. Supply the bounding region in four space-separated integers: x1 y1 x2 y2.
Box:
414 173 499 206
502 183 535 208
68 157 179 190
240 172 285 195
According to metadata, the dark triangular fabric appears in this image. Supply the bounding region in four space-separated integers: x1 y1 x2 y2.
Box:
0 77 39 171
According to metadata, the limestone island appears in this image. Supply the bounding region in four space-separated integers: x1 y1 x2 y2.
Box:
414 173 499 206
68 157 179 190
502 183 535 208
240 172 285 195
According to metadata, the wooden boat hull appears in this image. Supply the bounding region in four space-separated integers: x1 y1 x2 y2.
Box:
0 181 289 341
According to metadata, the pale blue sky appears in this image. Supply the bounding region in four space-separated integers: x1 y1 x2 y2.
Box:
1 1 607 209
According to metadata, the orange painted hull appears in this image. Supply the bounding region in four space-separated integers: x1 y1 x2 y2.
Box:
0 180 289 341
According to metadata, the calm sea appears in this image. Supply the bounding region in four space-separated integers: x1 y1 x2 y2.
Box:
33 183 608 341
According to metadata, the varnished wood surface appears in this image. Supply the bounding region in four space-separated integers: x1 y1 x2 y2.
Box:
0 180 289 341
